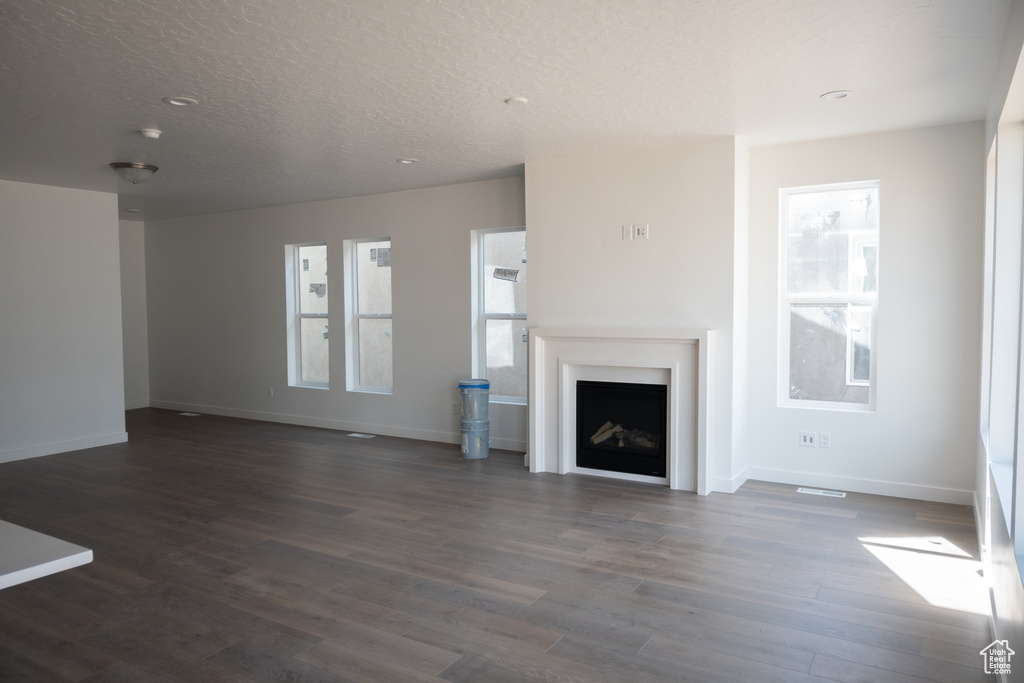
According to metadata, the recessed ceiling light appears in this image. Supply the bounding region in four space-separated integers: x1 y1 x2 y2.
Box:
122 208 140 214
504 96 528 105
397 158 418 164
162 96 198 107
820 90 852 100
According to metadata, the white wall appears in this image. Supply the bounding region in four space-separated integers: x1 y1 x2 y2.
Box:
0 180 127 462
119 220 150 409
145 177 527 449
748 123 985 504
732 141 752 489
525 138 741 490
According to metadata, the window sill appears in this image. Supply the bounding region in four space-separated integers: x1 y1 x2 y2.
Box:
778 399 874 413
291 383 329 390
490 396 526 406
349 387 393 396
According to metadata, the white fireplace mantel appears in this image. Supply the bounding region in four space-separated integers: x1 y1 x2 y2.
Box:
528 327 712 495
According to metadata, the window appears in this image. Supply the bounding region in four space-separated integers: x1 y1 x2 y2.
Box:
287 243 329 387
779 181 879 409
472 227 527 402
345 238 392 392
985 124 1024 546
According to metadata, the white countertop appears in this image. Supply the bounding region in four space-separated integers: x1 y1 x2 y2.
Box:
0 519 92 589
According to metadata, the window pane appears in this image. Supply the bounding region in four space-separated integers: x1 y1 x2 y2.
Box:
485 318 528 398
483 231 527 315
358 317 392 388
787 186 878 295
300 317 329 384
298 245 328 314
849 304 871 383
789 304 868 404
356 240 392 314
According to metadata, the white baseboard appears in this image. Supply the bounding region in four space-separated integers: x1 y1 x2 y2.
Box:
490 438 529 452
745 466 974 505
124 399 150 410
0 432 128 465
148 400 527 453
711 466 748 494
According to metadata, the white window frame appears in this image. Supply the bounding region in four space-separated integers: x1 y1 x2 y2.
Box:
471 226 527 404
344 237 393 394
286 242 329 389
778 181 879 411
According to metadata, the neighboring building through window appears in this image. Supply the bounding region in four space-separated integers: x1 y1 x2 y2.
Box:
287 243 329 387
779 181 879 409
345 238 393 393
472 227 527 402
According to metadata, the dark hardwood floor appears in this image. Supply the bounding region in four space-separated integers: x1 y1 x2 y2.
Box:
0 409 990 682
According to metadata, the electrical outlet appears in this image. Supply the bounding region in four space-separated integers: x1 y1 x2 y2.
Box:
635 223 649 239
622 225 633 240
267 387 273 398
819 432 831 448
799 431 817 447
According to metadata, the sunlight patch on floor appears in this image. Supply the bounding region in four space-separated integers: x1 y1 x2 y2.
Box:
860 536 989 616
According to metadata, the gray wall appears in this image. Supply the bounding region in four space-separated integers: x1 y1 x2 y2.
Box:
0 179 126 462
748 122 985 504
144 177 527 449
120 220 150 409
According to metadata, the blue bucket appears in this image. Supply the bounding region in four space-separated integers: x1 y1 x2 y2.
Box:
458 379 490 458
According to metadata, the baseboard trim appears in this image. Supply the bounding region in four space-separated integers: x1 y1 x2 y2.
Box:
148 401 527 453
124 399 150 410
0 432 128 465
711 466 749 494
746 466 973 505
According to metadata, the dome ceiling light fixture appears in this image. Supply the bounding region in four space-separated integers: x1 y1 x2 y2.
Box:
397 158 418 164
110 162 158 183
140 128 161 139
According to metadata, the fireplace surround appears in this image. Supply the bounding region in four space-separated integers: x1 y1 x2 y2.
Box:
528 328 712 494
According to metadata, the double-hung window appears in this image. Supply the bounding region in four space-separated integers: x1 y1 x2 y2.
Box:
345 238 393 393
472 227 527 402
780 181 879 409
287 243 329 387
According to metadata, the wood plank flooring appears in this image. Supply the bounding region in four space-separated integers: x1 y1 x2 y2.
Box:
0 408 991 682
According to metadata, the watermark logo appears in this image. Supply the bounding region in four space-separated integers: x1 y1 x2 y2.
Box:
980 640 1014 676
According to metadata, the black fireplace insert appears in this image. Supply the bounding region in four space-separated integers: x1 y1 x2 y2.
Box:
576 380 667 478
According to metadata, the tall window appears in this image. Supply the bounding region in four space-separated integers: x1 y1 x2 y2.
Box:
288 243 329 387
780 181 879 409
472 227 527 401
345 238 392 392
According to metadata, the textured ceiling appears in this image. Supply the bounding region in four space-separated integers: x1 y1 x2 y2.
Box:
0 0 1011 221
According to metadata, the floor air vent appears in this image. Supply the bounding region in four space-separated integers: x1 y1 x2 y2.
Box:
797 487 846 498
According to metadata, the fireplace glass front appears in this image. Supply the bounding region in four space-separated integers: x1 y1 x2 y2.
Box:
576 380 667 478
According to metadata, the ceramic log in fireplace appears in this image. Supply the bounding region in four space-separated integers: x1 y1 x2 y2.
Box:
576 380 667 478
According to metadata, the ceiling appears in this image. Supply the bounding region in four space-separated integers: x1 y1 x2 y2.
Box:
0 0 1011 222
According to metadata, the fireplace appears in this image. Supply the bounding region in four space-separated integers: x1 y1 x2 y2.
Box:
528 328 712 493
576 380 667 477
